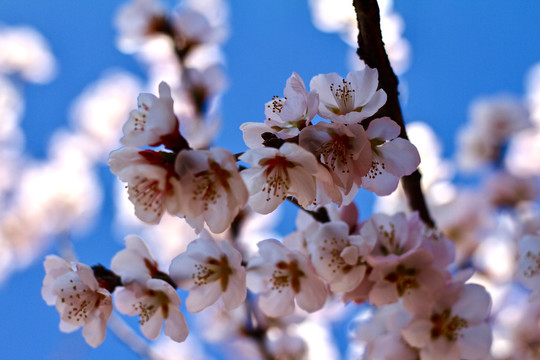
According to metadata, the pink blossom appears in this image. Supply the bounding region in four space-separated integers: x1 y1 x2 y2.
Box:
169 232 246 312
299 122 371 197
114 279 188 342
111 236 189 342
517 233 540 300
401 283 492 360
309 67 387 124
247 239 327 317
121 82 178 147
264 72 318 138
239 143 319 214
175 147 248 233
42 255 112 347
307 221 373 293
361 117 421 196
108 147 181 224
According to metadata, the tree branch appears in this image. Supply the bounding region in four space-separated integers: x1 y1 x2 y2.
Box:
353 0 435 227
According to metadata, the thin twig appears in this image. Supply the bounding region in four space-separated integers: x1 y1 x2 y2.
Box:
353 0 435 227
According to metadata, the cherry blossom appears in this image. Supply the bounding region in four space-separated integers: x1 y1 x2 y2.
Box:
361 117 421 196
175 147 248 233
114 279 189 342
169 232 246 312
309 67 387 124
402 283 492 360
307 221 373 293
517 233 540 300
264 72 318 138
247 239 327 317
239 143 319 214
108 147 181 224
112 236 189 342
121 81 179 147
299 121 371 196
42 255 113 348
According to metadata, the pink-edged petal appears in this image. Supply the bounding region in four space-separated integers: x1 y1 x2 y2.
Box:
164 307 189 343
141 309 164 340
113 287 140 315
369 281 399 306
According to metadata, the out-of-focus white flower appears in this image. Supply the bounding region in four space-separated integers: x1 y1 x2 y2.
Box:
310 68 387 124
308 0 410 74
42 255 112 348
484 171 538 208
0 76 24 142
70 71 141 160
240 143 319 214
169 232 246 312
361 117 420 196
505 128 540 176
247 239 327 317
350 303 418 360
0 25 56 83
175 148 248 233
114 0 166 54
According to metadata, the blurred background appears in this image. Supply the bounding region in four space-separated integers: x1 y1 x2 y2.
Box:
1 0 540 359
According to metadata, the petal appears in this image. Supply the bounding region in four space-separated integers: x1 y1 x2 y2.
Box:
401 319 432 348
81 311 108 348
452 284 491 323
258 287 296 317
458 323 492 359
185 282 223 313
295 274 327 312
366 117 401 140
222 266 247 310
141 309 164 340
164 307 189 343
378 138 421 176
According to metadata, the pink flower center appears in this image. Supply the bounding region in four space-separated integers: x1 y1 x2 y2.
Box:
430 309 469 342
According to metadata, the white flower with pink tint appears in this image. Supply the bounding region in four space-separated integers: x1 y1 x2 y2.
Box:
247 239 327 317
110 235 160 284
264 72 319 138
309 67 387 124
402 283 492 360
368 249 446 311
299 122 371 196
169 232 246 312
121 82 178 147
175 148 248 233
114 279 189 342
42 255 112 348
307 221 373 293
108 147 181 224
517 233 540 300
362 117 420 196
111 236 189 342
240 143 319 214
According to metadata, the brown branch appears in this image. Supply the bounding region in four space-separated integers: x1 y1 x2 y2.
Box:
353 0 435 228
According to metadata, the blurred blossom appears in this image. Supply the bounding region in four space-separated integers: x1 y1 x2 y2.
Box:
483 171 539 208
70 70 142 161
0 25 56 83
0 76 24 142
114 0 166 54
505 128 540 176
458 96 531 172
308 0 410 74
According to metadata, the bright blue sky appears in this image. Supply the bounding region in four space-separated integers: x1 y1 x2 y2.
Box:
1 1 540 359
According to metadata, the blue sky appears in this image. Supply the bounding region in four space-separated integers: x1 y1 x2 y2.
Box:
1 1 540 359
